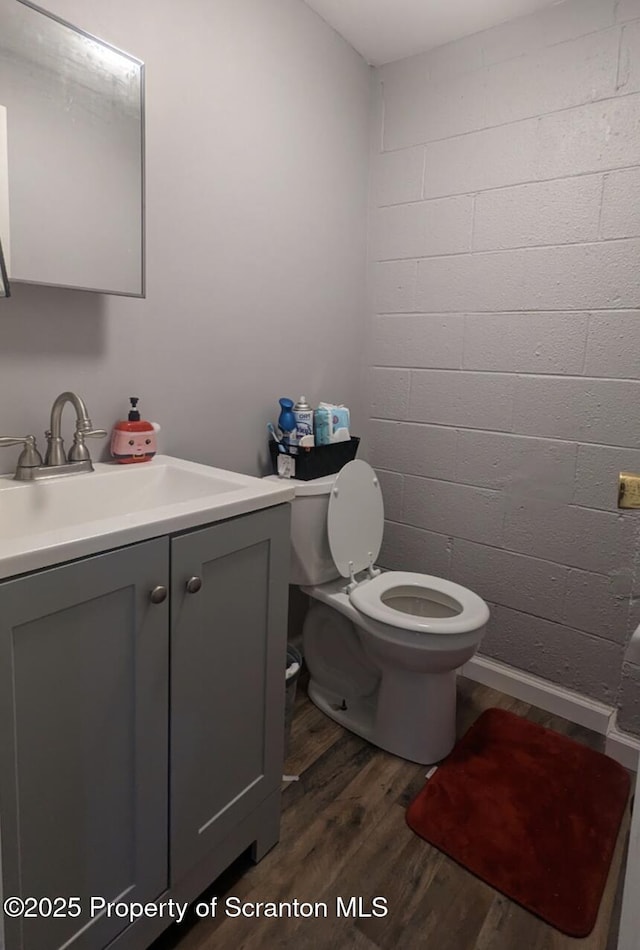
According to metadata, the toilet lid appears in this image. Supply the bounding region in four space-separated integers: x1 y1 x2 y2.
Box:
327 460 384 578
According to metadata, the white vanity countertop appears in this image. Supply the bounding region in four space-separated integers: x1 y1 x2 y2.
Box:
0 455 294 579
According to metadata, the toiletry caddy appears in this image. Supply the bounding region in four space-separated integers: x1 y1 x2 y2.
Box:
268 436 360 480
269 396 358 479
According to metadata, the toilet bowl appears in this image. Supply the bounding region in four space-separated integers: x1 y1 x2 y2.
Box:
267 460 490 764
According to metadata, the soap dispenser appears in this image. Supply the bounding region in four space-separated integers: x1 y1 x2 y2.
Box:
111 397 160 464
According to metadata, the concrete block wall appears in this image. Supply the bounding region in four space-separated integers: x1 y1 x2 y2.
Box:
367 0 640 729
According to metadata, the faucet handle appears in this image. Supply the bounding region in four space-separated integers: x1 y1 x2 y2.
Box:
74 415 107 438
68 428 107 463
0 435 44 468
0 435 34 446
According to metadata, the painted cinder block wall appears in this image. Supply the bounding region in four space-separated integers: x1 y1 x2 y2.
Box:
367 0 640 731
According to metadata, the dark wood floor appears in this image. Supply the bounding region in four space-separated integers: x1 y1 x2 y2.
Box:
154 673 631 950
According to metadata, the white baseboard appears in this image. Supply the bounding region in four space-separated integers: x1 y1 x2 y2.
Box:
462 654 640 771
462 655 613 732
606 721 640 773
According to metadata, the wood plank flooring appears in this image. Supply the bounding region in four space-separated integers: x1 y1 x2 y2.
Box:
154 674 631 950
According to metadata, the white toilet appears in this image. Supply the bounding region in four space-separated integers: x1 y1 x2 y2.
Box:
274 460 490 764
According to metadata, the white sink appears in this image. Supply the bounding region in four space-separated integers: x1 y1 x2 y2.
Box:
0 455 294 579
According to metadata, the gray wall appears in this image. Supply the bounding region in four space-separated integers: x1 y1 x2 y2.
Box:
0 0 370 475
367 0 640 728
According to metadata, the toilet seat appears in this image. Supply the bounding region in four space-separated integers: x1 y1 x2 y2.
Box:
326 462 489 636
348 571 490 635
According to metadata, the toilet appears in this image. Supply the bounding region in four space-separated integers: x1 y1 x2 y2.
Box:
273 460 490 764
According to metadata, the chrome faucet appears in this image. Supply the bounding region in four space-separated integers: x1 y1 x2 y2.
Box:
0 392 107 480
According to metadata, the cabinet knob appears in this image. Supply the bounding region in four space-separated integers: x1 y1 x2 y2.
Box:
150 585 168 604
186 576 202 594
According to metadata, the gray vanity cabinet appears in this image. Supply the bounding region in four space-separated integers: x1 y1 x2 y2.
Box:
170 504 290 884
0 539 170 950
0 503 290 950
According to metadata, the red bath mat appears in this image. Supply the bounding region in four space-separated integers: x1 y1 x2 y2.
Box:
406 707 630 937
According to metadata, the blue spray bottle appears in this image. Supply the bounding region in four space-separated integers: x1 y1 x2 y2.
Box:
278 398 297 455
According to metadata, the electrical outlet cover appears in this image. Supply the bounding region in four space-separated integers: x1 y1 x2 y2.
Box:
618 473 640 509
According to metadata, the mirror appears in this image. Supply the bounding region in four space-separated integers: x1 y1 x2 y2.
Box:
0 0 144 295
0 237 9 297
0 101 9 295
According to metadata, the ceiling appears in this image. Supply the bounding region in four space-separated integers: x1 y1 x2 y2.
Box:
302 0 564 65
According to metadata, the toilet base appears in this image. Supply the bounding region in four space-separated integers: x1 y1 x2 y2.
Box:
375 667 456 764
307 668 457 765
307 678 377 743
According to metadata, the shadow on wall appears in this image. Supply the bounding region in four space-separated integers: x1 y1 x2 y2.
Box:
254 445 276 479
287 586 309 648
0 281 106 357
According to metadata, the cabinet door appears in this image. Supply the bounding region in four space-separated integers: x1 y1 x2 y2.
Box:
171 504 290 881
0 539 169 950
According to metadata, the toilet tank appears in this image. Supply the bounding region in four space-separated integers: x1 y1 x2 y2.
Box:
264 473 338 585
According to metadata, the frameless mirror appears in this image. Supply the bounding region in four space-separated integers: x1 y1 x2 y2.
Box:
0 0 144 295
0 101 9 295
0 237 9 297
